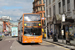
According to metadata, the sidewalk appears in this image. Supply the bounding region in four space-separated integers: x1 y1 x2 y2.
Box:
43 39 75 50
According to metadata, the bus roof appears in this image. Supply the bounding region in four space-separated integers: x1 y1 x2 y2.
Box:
23 13 40 15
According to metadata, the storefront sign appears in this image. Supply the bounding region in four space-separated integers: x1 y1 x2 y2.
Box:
61 30 64 35
69 25 73 35
62 14 65 22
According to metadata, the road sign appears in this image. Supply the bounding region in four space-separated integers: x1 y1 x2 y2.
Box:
62 14 65 22
61 30 64 35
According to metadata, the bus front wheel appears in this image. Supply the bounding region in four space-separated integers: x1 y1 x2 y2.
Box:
21 37 23 43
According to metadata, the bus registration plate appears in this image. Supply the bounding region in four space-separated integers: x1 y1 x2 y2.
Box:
31 41 35 43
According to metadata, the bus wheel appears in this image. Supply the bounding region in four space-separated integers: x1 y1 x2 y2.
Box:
18 38 20 43
21 37 23 44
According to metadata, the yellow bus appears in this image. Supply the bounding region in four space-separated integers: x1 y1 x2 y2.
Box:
18 13 42 43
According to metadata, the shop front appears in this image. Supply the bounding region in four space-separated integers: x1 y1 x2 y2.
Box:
69 24 75 45
63 19 75 45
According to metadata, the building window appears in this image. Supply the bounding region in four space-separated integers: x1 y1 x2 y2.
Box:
53 0 55 2
44 6 45 11
37 1 38 5
62 0 65 13
46 0 48 7
49 8 51 17
38 7 40 11
67 0 70 11
46 10 48 17
59 2 61 14
43 0 45 4
40 13 42 17
39 7 41 11
44 13 45 17
41 6 42 11
49 0 51 4
42 6 45 11
39 0 41 4
63 0 65 6
33 3 35 7
53 5 55 16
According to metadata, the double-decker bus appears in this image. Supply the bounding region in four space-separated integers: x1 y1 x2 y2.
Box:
18 13 42 43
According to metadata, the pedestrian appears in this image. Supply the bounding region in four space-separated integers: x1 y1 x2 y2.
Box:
51 29 53 38
47 29 49 39
49 29 53 39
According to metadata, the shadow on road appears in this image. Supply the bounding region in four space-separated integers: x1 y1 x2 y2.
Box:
17 40 40 46
12 36 18 38
0 39 2 41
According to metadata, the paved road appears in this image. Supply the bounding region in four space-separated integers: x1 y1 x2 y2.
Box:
0 40 14 50
0 37 70 50
11 40 70 50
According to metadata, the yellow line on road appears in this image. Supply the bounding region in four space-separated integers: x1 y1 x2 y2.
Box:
45 41 70 50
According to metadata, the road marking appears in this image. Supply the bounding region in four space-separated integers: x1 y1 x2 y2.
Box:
55 46 61 48
45 41 70 50
9 41 10 42
10 46 12 49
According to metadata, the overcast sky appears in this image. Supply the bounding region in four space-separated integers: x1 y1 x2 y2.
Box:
0 0 34 21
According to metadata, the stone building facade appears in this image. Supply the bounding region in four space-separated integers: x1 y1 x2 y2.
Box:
45 0 75 43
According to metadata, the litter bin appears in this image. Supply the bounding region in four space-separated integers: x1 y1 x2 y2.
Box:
66 32 71 44
53 34 58 42
66 37 71 44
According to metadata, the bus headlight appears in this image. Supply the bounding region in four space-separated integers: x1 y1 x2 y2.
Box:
39 24 41 26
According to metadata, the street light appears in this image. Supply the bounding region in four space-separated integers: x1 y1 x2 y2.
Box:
45 15 50 39
61 14 65 43
44 0 50 39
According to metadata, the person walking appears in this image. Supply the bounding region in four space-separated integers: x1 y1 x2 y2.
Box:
49 29 53 39
47 29 49 39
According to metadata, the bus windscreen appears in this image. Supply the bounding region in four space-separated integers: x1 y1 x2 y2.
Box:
24 14 41 21
24 28 41 36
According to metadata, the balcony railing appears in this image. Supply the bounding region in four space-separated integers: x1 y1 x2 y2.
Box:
66 11 71 18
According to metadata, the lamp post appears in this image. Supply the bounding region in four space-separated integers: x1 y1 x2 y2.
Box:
45 15 50 39
61 14 65 43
